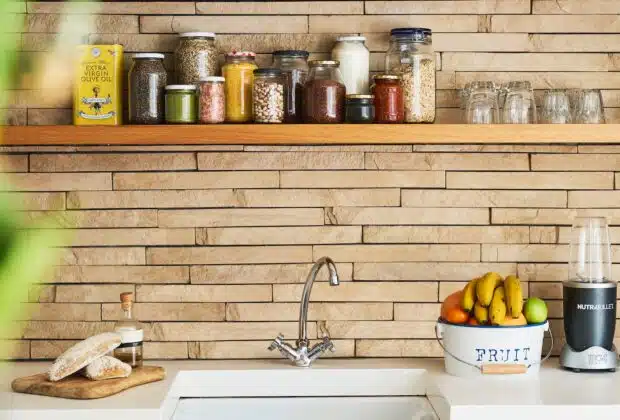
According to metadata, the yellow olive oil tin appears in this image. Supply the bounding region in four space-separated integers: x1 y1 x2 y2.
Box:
74 45 123 125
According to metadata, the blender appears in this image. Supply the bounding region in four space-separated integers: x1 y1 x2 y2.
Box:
560 217 618 371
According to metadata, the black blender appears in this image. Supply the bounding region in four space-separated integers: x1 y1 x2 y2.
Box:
560 216 618 371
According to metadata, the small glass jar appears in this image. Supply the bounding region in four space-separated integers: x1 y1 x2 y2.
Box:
253 68 285 124
372 74 404 123
331 36 370 95
346 94 375 123
272 50 309 123
165 85 197 124
385 28 436 123
222 51 257 123
198 76 225 124
128 53 167 124
174 32 218 85
303 60 346 124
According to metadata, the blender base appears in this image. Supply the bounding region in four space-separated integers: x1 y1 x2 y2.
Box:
560 344 618 372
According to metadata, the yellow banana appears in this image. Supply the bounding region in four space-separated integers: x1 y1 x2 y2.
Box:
504 275 523 319
461 278 478 312
476 272 503 307
474 301 488 324
489 286 507 325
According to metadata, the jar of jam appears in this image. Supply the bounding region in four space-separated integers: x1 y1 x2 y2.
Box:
372 74 404 123
346 94 374 123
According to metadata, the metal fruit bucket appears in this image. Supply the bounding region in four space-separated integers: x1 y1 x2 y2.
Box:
435 319 553 377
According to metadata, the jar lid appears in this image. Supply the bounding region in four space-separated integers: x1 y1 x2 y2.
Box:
179 32 216 39
390 27 432 41
226 51 256 57
347 94 374 100
166 84 197 91
273 50 310 58
337 35 366 42
373 74 400 80
308 60 339 67
132 53 165 59
254 68 283 76
200 76 225 83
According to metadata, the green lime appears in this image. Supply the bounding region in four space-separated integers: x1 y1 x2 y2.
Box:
523 297 548 324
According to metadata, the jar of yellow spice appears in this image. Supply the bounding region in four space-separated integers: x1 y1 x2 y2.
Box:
222 51 257 122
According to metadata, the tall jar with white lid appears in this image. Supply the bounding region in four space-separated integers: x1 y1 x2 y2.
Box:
331 36 370 95
175 32 218 85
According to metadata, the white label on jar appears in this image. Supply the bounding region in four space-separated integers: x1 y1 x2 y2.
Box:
117 328 144 344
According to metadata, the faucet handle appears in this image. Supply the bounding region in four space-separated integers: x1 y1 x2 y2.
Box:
321 335 336 353
268 333 285 351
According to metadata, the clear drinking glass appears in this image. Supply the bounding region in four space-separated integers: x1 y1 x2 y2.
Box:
502 81 537 124
465 81 500 124
573 89 605 124
540 89 572 124
568 217 612 283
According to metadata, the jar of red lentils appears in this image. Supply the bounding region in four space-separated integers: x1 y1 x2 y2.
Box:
372 74 404 123
198 76 225 124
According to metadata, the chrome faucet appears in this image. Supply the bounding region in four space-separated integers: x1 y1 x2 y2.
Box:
268 256 340 367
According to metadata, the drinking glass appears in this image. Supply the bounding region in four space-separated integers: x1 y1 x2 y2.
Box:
540 89 572 124
573 89 605 124
502 81 537 124
465 81 500 124
568 217 612 283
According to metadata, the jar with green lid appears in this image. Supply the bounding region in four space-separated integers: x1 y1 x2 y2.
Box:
175 32 218 85
165 85 197 123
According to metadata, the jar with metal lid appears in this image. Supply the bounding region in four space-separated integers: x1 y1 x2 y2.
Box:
175 32 218 85
272 50 309 123
385 28 435 123
198 76 225 124
331 36 370 95
165 85 197 124
222 51 257 123
303 60 346 124
128 53 167 124
372 74 404 123
346 94 374 123
253 68 285 124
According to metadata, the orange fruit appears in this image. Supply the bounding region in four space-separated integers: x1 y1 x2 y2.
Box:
440 290 463 320
445 307 470 324
467 318 479 326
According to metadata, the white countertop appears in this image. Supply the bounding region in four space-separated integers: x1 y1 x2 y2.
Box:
2 358 620 420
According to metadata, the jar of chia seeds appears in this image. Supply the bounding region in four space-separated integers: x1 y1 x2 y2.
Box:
165 84 197 123
302 60 346 124
128 53 167 124
175 32 218 85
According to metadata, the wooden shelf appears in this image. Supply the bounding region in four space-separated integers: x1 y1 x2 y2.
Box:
2 124 620 145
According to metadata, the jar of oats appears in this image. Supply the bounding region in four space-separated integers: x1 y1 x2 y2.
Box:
175 32 218 85
385 28 435 123
253 68 285 123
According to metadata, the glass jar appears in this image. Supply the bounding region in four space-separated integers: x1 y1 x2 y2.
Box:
303 60 346 124
346 94 374 123
253 68 285 124
175 32 218 85
385 28 436 123
198 76 225 124
331 36 370 95
272 50 309 123
128 53 167 124
372 74 404 123
222 51 257 123
164 85 197 123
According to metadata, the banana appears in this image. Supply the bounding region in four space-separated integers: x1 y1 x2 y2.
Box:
489 286 507 325
504 274 523 319
474 301 488 324
476 272 503 307
461 277 478 312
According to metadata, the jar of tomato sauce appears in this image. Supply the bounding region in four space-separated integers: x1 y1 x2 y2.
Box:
372 74 404 123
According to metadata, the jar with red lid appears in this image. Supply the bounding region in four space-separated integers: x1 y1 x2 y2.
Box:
372 74 404 123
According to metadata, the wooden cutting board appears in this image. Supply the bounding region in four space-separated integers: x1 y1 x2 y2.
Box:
11 365 166 400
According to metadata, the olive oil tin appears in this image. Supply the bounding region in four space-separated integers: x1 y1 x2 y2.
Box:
74 45 123 125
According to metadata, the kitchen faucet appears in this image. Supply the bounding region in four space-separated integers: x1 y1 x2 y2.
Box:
268 256 340 367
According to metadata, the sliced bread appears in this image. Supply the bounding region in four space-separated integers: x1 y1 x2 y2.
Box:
83 356 132 380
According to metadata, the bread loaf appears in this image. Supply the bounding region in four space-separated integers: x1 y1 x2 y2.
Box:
83 356 131 380
48 333 122 382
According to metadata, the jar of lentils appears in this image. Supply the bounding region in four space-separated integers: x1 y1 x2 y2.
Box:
128 53 167 124
198 76 225 124
253 68 285 124
385 28 435 123
222 51 257 123
175 32 218 85
303 60 346 124
165 85 197 124
372 74 404 123
272 50 309 123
